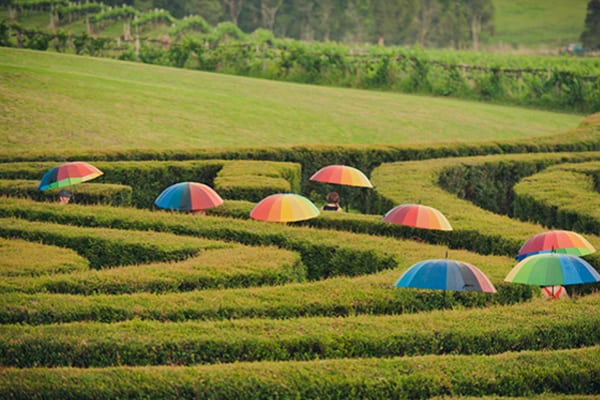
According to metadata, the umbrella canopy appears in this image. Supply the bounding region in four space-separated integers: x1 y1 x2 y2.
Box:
38 161 103 190
516 230 596 260
394 259 497 293
309 165 373 188
505 253 600 286
383 204 452 231
250 193 320 223
154 182 223 212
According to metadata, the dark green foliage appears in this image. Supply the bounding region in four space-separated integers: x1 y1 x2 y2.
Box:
0 218 204 269
0 179 132 206
581 0 600 50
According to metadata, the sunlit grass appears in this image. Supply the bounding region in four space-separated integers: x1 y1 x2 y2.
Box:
0 48 582 152
492 0 588 48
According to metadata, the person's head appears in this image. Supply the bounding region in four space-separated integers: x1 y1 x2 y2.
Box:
58 189 72 204
326 192 340 204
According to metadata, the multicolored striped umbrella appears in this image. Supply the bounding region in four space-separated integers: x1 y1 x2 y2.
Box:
250 193 320 223
309 165 373 188
383 204 452 231
394 259 497 293
516 230 596 260
38 161 103 190
505 253 600 286
154 182 223 212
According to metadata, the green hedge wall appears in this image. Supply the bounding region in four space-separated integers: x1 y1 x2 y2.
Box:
2 294 600 367
513 163 600 234
0 179 133 206
0 217 222 269
0 244 304 295
0 346 598 399
0 160 302 208
0 198 529 324
0 237 89 277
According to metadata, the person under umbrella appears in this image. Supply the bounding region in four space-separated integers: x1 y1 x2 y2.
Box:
58 189 73 204
322 191 342 212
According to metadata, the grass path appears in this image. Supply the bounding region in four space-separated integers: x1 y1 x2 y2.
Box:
0 48 582 151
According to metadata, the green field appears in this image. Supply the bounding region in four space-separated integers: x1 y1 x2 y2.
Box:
0 48 583 151
491 0 588 49
1 46 600 399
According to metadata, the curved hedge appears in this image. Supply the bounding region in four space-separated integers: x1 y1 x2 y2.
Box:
0 198 527 324
0 217 222 269
0 159 301 208
0 179 133 206
0 346 598 399
0 237 89 277
2 294 600 367
513 162 600 234
0 244 304 295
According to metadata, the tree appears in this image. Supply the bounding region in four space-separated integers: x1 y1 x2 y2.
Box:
260 0 283 31
224 0 244 25
463 0 493 50
371 0 418 45
411 0 442 46
435 1 469 48
581 0 600 50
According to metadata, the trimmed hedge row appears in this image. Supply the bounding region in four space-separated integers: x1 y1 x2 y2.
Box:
0 198 400 280
214 160 301 202
0 159 301 208
0 244 304 295
0 198 529 324
0 237 89 277
371 152 600 264
2 294 600 367
0 179 133 206
513 162 600 234
1 112 599 212
1 346 598 399
0 217 224 269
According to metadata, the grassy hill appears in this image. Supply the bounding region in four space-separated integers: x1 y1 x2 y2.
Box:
491 0 589 49
0 47 583 152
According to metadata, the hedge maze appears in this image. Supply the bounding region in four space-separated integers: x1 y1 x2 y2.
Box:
1 114 600 398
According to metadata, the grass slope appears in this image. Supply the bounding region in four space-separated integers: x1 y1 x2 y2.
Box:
0 48 582 151
492 0 588 48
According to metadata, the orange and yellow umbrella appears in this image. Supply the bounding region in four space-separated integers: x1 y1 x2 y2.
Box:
383 204 452 231
309 165 373 188
250 193 320 223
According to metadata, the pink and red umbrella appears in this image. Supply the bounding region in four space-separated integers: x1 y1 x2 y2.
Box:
38 161 103 190
154 182 223 212
383 204 452 231
250 193 320 223
309 165 373 188
516 230 596 261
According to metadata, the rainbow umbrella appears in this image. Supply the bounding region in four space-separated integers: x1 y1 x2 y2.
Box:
516 230 596 260
309 165 373 188
154 182 223 212
505 253 600 286
38 161 103 190
250 193 320 223
394 259 496 293
383 204 452 231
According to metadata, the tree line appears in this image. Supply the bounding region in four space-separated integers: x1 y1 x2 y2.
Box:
90 0 494 49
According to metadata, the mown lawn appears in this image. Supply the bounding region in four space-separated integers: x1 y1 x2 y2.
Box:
0 47 583 152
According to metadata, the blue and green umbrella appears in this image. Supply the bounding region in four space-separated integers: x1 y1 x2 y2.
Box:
154 182 223 212
38 161 103 191
394 259 496 293
505 253 600 286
